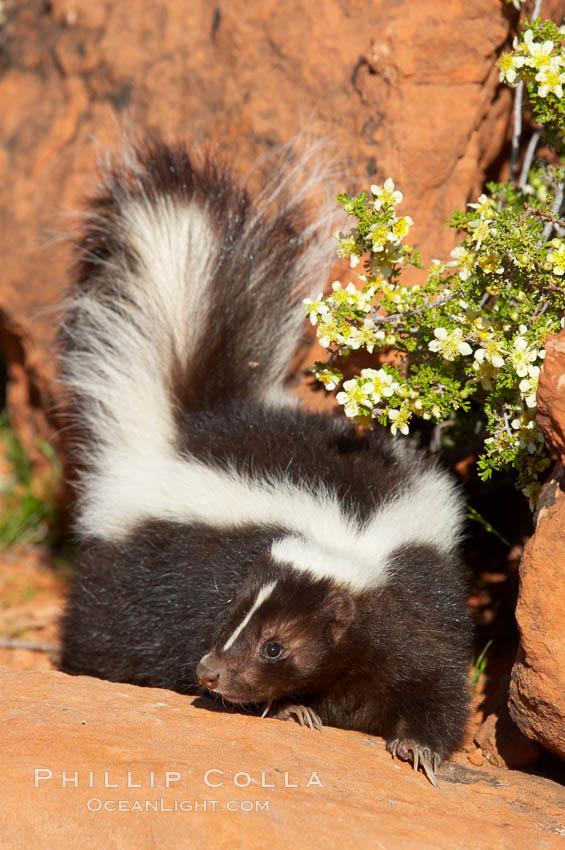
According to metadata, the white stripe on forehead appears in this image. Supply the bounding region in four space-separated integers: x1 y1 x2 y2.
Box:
222 581 277 651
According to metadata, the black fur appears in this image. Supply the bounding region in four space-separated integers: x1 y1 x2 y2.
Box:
63 140 321 418
60 523 278 691
59 141 473 779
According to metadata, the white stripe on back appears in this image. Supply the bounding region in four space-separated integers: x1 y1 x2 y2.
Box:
78 452 463 591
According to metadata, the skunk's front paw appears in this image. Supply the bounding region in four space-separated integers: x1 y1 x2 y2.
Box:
386 737 441 786
262 700 323 732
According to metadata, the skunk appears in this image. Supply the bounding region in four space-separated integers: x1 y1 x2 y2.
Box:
59 140 472 786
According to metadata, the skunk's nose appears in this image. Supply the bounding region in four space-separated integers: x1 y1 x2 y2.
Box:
196 656 220 690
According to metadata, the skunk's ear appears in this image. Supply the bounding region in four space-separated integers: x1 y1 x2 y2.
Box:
326 589 355 643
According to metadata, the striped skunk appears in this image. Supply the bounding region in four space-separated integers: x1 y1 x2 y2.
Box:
59 139 473 786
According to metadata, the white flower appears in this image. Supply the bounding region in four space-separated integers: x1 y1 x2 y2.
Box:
359 368 397 403
535 58 565 98
388 408 410 436
510 335 538 378
523 31 555 71
336 377 377 419
429 259 448 275
303 293 329 326
314 367 341 391
335 231 363 267
467 219 493 250
317 315 339 348
472 359 498 390
477 253 504 275
450 245 477 281
498 51 524 84
428 327 472 361
369 222 399 251
371 178 403 210
324 375 340 391
519 367 540 409
336 379 360 417
473 336 506 369
467 194 497 221
547 239 565 275
511 413 544 454
392 216 413 240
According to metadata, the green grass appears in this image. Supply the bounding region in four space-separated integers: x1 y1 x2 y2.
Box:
470 639 493 693
467 506 510 548
0 411 60 549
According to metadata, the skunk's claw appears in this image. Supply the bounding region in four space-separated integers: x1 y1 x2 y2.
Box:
267 701 323 732
386 738 441 787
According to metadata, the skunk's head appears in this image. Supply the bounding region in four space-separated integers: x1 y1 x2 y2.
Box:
196 563 356 705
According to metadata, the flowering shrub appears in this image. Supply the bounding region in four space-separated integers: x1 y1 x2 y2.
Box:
306 14 565 506
498 18 565 146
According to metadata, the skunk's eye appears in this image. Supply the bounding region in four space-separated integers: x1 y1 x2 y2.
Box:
262 641 284 660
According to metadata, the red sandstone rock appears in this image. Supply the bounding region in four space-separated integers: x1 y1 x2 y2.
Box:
1 668 565 848
4 0 565 456
509 470 565 761
467 748 485 767
473 673 542 771
514 329 565 759
510 329 565 759
537 330 565 464
474 708 541 770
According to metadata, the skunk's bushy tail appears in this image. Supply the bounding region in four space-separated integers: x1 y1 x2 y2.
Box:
60 139 336 477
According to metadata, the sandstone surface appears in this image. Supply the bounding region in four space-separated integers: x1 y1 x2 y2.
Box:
1 669 565 849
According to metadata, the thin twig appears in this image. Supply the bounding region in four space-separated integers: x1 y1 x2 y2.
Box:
369 283 469 325
430 420 454 455
524 203 565 230
510 82 523 185
0 638 60 653
524 277 563 295
532 299 550 319
542 180 565 240
519 129 541 189
510 0 542 184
